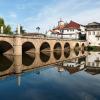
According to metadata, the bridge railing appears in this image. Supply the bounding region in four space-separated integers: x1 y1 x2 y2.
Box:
0 34 87 42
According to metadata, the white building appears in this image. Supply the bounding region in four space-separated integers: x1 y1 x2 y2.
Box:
85 52 100 75
47 19 86 39
86 22 100 46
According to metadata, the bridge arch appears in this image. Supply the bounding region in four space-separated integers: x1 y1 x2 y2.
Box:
64 42 70 51
22 42 35 54
0 41 13 55
40 42 51 52
54 42 62 51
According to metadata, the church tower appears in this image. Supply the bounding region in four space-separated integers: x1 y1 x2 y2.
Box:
58 18 65 26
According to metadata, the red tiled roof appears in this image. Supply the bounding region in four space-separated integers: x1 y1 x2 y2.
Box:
64 21 80 29
53 21 81 30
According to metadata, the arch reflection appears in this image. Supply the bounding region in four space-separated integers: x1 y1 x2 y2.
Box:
64 50 70 58
40 42 50 52
0 55 13 72
82 50 85 54
74 50 79 56
22 53 35 66
53 51 61 60
40 52 51 62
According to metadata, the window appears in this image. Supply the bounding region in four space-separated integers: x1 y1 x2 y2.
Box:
88 31 91 35
93 31 95 35
60 30 63 33
97 32 100 35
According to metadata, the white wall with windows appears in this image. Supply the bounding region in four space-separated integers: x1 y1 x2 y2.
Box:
86 31 100 46
86 52 100 67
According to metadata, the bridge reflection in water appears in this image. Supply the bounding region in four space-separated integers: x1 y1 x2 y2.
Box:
0 50 100 86
0 50 86 74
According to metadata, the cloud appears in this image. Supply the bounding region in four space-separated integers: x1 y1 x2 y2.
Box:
23 0 100 33
2 0 100 33
71 7 100 24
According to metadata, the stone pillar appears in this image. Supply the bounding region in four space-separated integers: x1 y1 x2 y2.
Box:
17 24 21 35
13 35 22 55
1 26 3 34
14 55 22 74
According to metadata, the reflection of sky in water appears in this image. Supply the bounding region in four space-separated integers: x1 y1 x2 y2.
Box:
0 51 100 100
0 66 100 100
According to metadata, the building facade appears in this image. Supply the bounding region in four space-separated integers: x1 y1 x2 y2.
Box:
86 22 100 46
47 20 86 40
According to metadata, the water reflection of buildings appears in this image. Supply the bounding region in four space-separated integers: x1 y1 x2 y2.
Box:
0 50 87 86
56 52 100 75
56 56 86 74
85 52 100 75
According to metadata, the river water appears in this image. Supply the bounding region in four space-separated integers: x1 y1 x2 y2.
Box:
0 50 100 100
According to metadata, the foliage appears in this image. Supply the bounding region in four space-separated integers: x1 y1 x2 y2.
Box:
20 26 26 34
0 17 13 34
87 46 100 51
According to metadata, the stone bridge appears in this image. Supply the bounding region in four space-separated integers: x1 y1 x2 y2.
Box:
0 34 88 55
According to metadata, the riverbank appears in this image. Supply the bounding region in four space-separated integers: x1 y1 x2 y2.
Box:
87 46 100 51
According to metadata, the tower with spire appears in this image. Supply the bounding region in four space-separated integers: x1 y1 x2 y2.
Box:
58 18 65 26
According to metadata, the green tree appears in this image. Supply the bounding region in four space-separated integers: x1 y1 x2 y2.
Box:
20 26 26 34
0 17 13 34
4 25 13 34
0 18 4 27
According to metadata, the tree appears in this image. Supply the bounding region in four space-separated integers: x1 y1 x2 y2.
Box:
0 18 4 27
20 26 26 34
4 25 13 34
0 17 13 34
36 27 40 33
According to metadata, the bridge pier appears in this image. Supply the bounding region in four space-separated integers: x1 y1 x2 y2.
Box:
14 55 22 74
13 36 22 55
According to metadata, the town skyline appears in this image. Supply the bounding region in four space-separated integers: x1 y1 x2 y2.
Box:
0 0 100 32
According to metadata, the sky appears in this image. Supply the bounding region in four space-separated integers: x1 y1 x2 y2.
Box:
0 0 100 33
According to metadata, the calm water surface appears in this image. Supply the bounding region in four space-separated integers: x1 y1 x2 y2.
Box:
0 51 100 100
